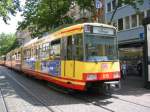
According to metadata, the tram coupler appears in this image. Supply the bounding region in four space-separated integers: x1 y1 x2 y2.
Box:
104 80 121 92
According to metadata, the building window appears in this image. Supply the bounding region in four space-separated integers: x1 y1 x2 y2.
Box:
124 16 130 29
131 14 137 28
139 12 144 26
118 18 123 31
147 9 150 17
112 0 116 10
107 2 111 12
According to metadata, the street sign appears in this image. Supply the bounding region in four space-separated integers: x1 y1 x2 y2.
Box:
139 32 144 40
95 0 102 9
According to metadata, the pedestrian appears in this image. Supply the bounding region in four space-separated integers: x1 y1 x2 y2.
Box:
137 60 142 76
121 61 127 80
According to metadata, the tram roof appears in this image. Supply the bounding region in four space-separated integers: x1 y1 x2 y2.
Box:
22 23 116 48
83 23 116 28
23 37 38 48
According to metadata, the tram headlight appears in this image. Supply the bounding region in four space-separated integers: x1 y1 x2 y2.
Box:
86 74 97 81
113 72 120 78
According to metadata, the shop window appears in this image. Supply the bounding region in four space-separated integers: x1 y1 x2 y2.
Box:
131 14 137 28
139 12 144 26
118 18 123 31
125 16 130 29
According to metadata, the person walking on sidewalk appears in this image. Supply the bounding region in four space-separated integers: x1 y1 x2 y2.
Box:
137 60 142 76
121 61 127 80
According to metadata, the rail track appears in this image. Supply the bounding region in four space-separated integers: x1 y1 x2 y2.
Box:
4 67 115 112
3 68 60 112
0 88 9 112
2 66 150 112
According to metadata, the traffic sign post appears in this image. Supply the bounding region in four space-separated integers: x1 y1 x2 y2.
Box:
95 0 103 22
95 0 102 9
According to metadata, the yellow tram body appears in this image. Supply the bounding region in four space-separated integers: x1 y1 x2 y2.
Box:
4 23 121 91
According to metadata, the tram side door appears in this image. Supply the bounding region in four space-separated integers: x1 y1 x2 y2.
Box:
62 36 75 78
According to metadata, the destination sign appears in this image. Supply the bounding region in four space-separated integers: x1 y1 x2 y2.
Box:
93 26 115 35
84 25 115 35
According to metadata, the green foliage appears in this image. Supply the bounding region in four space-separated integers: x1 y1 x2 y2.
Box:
0 33 19 56
18 0 144 37
0 0 20 23
18 0 73 37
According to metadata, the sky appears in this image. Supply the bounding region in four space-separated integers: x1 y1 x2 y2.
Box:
0 13 23 34
0 0 26 34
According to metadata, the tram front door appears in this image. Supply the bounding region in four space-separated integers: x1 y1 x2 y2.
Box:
62 34 83 79
63 36 75 78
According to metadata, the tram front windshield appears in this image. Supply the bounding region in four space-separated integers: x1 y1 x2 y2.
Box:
85 34 118 62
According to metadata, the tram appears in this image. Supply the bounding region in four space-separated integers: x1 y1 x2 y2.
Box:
5 23 121 91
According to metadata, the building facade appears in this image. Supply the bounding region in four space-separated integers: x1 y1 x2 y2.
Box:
105 0 150 43
104 0 150 77
16 29 32 45
67 1 105 23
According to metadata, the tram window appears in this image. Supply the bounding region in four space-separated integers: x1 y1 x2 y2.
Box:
67 36 73 60
35 48 38 59
41 43 49 59
24 49 31 59
73 34 83 61
24 49 27 59
28 49 31 58
18 52 21 60
61 38 67 60
15 53 17 60
39 45 43 58
51 39 61 59
23 50 26 60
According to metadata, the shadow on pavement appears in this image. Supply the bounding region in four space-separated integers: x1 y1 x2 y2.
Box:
0 66 150 109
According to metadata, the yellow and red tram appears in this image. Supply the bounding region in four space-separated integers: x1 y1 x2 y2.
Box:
4 23 121 91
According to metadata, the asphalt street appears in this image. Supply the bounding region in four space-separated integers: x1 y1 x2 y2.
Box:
0 66 150 112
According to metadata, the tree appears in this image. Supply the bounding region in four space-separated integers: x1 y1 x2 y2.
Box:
75 0 96 21
18 0 73 38
18 0 144 38
0 33 19 56
0 0 20 23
